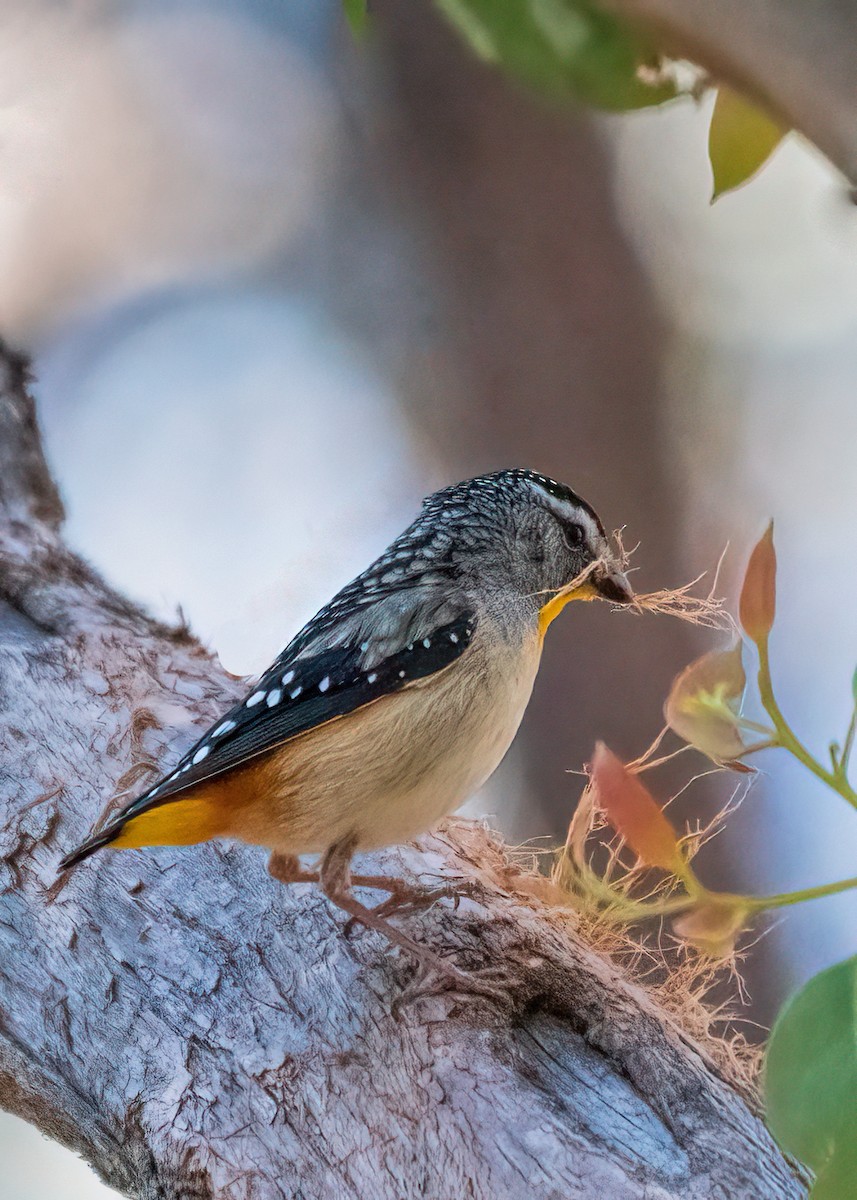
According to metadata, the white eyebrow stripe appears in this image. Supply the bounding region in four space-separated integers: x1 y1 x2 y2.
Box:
526 481 603 549
575 509 603 551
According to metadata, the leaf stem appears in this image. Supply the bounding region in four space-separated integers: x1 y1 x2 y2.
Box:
744 873 857 913
756 637 857 810
840 706 857 779
736 715 776 737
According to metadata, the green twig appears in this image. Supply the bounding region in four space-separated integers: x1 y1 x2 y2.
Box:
744 872 857 913
840 706 857 779
756 636 857 810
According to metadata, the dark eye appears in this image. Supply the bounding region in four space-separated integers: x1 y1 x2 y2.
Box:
563 522 585 550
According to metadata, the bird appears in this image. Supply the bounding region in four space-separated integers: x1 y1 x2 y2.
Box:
60 468 632 994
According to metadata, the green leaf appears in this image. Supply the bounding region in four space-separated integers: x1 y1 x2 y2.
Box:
765 955 857 1195
434 0 677 111
343 0 368 37
813 1136 857 1200
664 643 748 764
709 87 786 201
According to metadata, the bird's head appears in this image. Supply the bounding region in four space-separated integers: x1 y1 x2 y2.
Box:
421 469 633 629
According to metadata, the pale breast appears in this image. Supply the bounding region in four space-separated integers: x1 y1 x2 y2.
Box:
229 623 544 854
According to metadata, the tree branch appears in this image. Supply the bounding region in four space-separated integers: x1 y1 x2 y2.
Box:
602 0 857 186
0 345 803 1197
0 342 64 530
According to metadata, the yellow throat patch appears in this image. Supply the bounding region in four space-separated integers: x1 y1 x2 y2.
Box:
538 580 598 638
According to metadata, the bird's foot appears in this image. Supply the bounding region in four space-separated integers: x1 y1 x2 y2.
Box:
318 836 508 1011
343 876 479 935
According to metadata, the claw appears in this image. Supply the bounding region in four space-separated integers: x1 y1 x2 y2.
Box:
370 879 480 921
281 837 507 1014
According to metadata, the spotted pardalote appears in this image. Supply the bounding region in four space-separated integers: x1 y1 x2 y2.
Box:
61 469 632 986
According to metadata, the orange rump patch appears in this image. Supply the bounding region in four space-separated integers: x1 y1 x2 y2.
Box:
110 796 228 849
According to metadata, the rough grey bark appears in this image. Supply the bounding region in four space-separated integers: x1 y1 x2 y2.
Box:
603 0 857 186
0 343 803 1199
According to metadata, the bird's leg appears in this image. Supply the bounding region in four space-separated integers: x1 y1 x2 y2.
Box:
268 854 473 916
346 874 480 921
268 851 319 885
268 853 473 918
319 835 508 1009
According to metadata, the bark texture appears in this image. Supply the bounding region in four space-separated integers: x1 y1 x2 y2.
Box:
0 344 803 1198
604 0 857 185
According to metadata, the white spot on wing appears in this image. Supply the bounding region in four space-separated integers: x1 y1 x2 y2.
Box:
193 745 210 764
290 686 303 699
318 676 330 692
367 672 377 684
282 670 295 685
267 689 282 707
213 720 237 737
246 691 265 707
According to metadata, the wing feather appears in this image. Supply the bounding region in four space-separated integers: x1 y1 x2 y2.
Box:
60 606 475 867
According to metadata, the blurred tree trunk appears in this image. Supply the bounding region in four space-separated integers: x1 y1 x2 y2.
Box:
372 1 697 841
0 343 803 1198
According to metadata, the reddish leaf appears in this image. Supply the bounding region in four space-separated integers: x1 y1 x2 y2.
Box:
664 644 748 762
673 898 750 959
721 759 756 775
590 742 684 874
739 521 776 643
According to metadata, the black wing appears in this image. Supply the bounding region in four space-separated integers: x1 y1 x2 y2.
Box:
60 609 475 867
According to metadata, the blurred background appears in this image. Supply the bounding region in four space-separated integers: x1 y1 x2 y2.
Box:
2 0 856 1194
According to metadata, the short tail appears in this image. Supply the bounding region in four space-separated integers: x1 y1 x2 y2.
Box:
58 792 228 873
58 827 120 872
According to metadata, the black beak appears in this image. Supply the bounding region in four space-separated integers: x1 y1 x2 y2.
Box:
593 566 634 605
